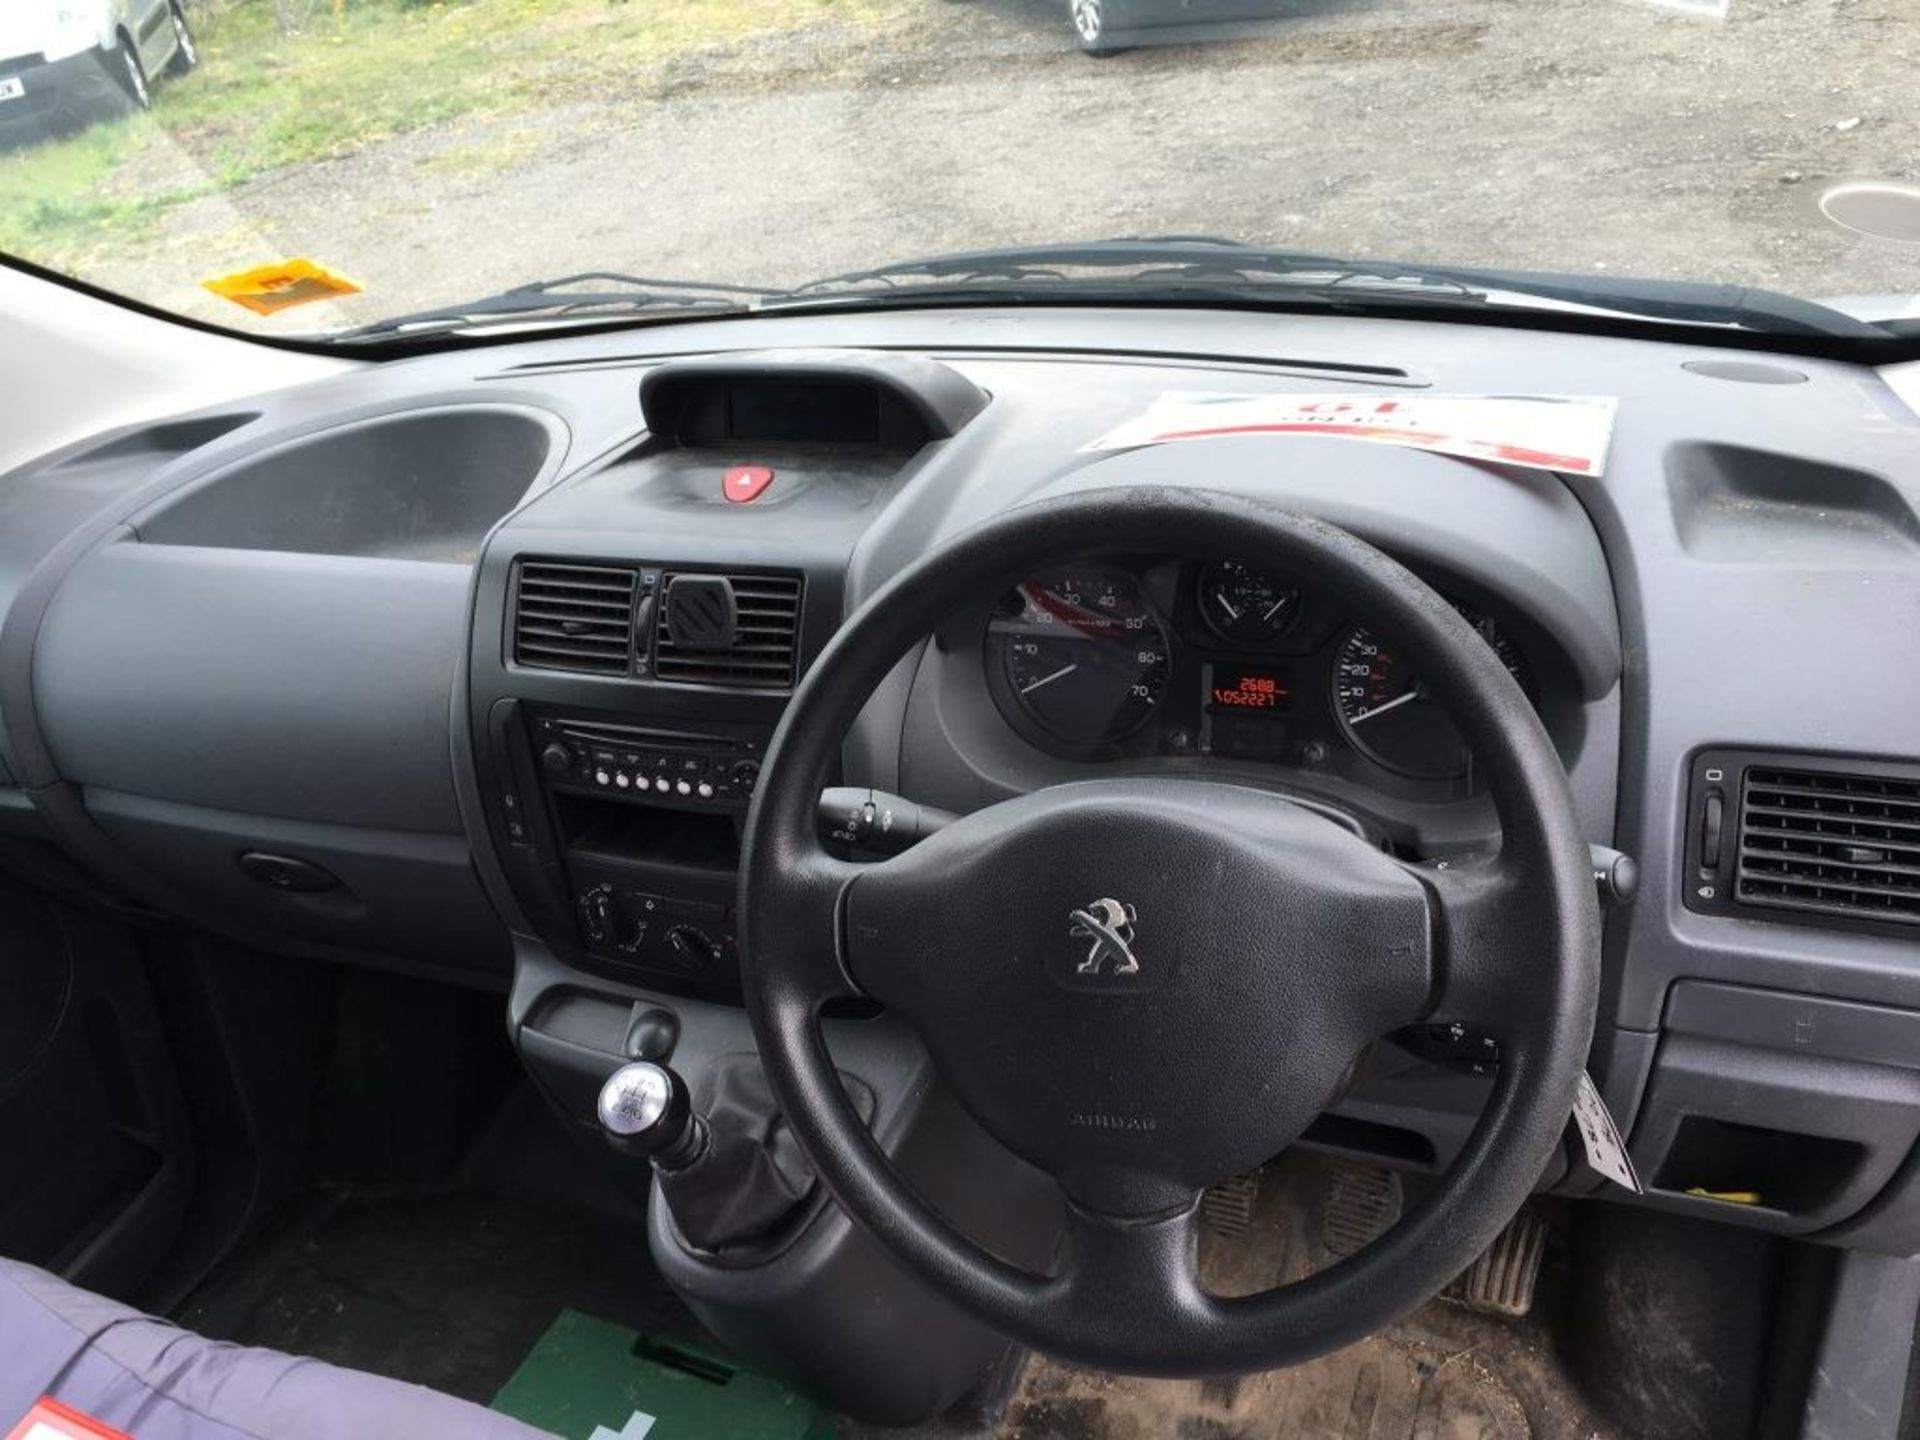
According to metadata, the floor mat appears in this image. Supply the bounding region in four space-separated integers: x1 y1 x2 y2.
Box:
175 1086 710 1406
177 1083 1612 1439
175 1184 708 1405
493 1309 833 1440
999 1155 1615 1440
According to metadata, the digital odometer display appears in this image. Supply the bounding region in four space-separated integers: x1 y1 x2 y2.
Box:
1207 665 1290 711
1202 661 1291 761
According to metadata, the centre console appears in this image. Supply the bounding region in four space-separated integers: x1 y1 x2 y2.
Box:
466 349 990 997
489 697 774 996
522 706 775 990
462 353 1061 1426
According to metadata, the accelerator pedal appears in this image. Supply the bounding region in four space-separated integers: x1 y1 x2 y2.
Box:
1446 1207 1549 1318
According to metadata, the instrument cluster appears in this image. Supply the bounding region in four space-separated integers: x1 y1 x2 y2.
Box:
983 557 1535 796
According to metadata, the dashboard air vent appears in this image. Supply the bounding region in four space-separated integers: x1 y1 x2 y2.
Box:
653 572 802 688
512 560 637 675
1736 765 1920 928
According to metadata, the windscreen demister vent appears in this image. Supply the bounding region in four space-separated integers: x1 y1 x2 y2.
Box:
1736 765 1920 928
654 572 802 688
512 560 637 675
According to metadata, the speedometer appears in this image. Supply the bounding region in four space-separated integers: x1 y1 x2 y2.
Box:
988 567 1171 752
1333 607 1529 779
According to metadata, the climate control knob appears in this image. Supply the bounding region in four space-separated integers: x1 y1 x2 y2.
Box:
664 925 721 972
540 742 575 776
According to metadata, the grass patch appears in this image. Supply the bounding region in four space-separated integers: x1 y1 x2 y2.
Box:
0 0 904 266
0 116 208 260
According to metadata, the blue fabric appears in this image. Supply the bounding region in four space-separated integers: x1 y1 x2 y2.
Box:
0 1259 555 1439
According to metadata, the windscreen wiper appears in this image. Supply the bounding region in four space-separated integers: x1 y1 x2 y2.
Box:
776 239 1884 338
340 271 778 340
778 239 1488 307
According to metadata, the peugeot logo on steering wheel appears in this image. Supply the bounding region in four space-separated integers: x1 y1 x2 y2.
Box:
1070 898 1141 976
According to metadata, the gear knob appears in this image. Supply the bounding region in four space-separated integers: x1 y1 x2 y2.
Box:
597 1061 705 1170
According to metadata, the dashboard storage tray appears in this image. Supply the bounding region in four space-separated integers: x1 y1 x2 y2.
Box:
136 405 563 563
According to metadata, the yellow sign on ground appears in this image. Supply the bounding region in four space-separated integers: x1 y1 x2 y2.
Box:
202 258 362 316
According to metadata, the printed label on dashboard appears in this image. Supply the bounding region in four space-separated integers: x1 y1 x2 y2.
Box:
1084 392 1617 476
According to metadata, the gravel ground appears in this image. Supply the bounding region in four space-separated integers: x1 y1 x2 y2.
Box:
73 0 1920 332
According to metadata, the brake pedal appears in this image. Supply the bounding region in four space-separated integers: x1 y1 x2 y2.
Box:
1200 1171 1261 1239
1447 1207 1548 1318
1321 1161 1401 1258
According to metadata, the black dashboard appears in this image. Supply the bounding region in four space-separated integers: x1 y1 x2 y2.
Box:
3 303 1920 1258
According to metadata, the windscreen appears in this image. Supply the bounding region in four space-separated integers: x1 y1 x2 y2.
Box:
0 0 1913 339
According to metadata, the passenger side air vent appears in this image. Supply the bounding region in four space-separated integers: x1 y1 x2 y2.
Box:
1737 767 1920 927
653 572 802 688
1687 750 1920 938
511 560 638 675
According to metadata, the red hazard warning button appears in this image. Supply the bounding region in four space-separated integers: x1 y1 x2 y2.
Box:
722 466 775 504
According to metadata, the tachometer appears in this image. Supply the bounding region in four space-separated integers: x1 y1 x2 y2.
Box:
989 568 1171 751
1333 607 1529 779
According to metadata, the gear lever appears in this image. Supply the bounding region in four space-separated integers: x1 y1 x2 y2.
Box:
595 1057 818 1251
597 1061 707 1171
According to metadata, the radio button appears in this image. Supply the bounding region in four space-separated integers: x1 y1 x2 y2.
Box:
675 780 692 796
615 773 631 789
696 782 715 799
654 777 671 793
593 769 611 786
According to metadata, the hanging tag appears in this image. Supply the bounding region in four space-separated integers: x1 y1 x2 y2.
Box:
1571 1071 1643 1194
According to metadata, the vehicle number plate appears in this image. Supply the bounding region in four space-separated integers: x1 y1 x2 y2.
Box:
0 77 26 103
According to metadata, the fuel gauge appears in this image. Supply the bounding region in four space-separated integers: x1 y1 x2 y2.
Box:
1197 560 1301 645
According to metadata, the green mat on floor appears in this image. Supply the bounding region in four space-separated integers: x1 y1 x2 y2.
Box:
492 1310 835 1440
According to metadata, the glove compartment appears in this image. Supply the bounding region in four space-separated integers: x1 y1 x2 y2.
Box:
1627 982 1920 1237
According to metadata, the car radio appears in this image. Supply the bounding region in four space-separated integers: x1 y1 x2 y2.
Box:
529 715 762 811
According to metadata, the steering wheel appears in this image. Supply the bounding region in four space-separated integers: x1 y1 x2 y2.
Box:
738 486 1599 1376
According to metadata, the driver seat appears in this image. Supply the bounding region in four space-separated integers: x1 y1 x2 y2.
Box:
0 1257 554 1440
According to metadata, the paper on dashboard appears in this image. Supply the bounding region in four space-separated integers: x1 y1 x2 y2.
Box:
1083 392 1617 477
